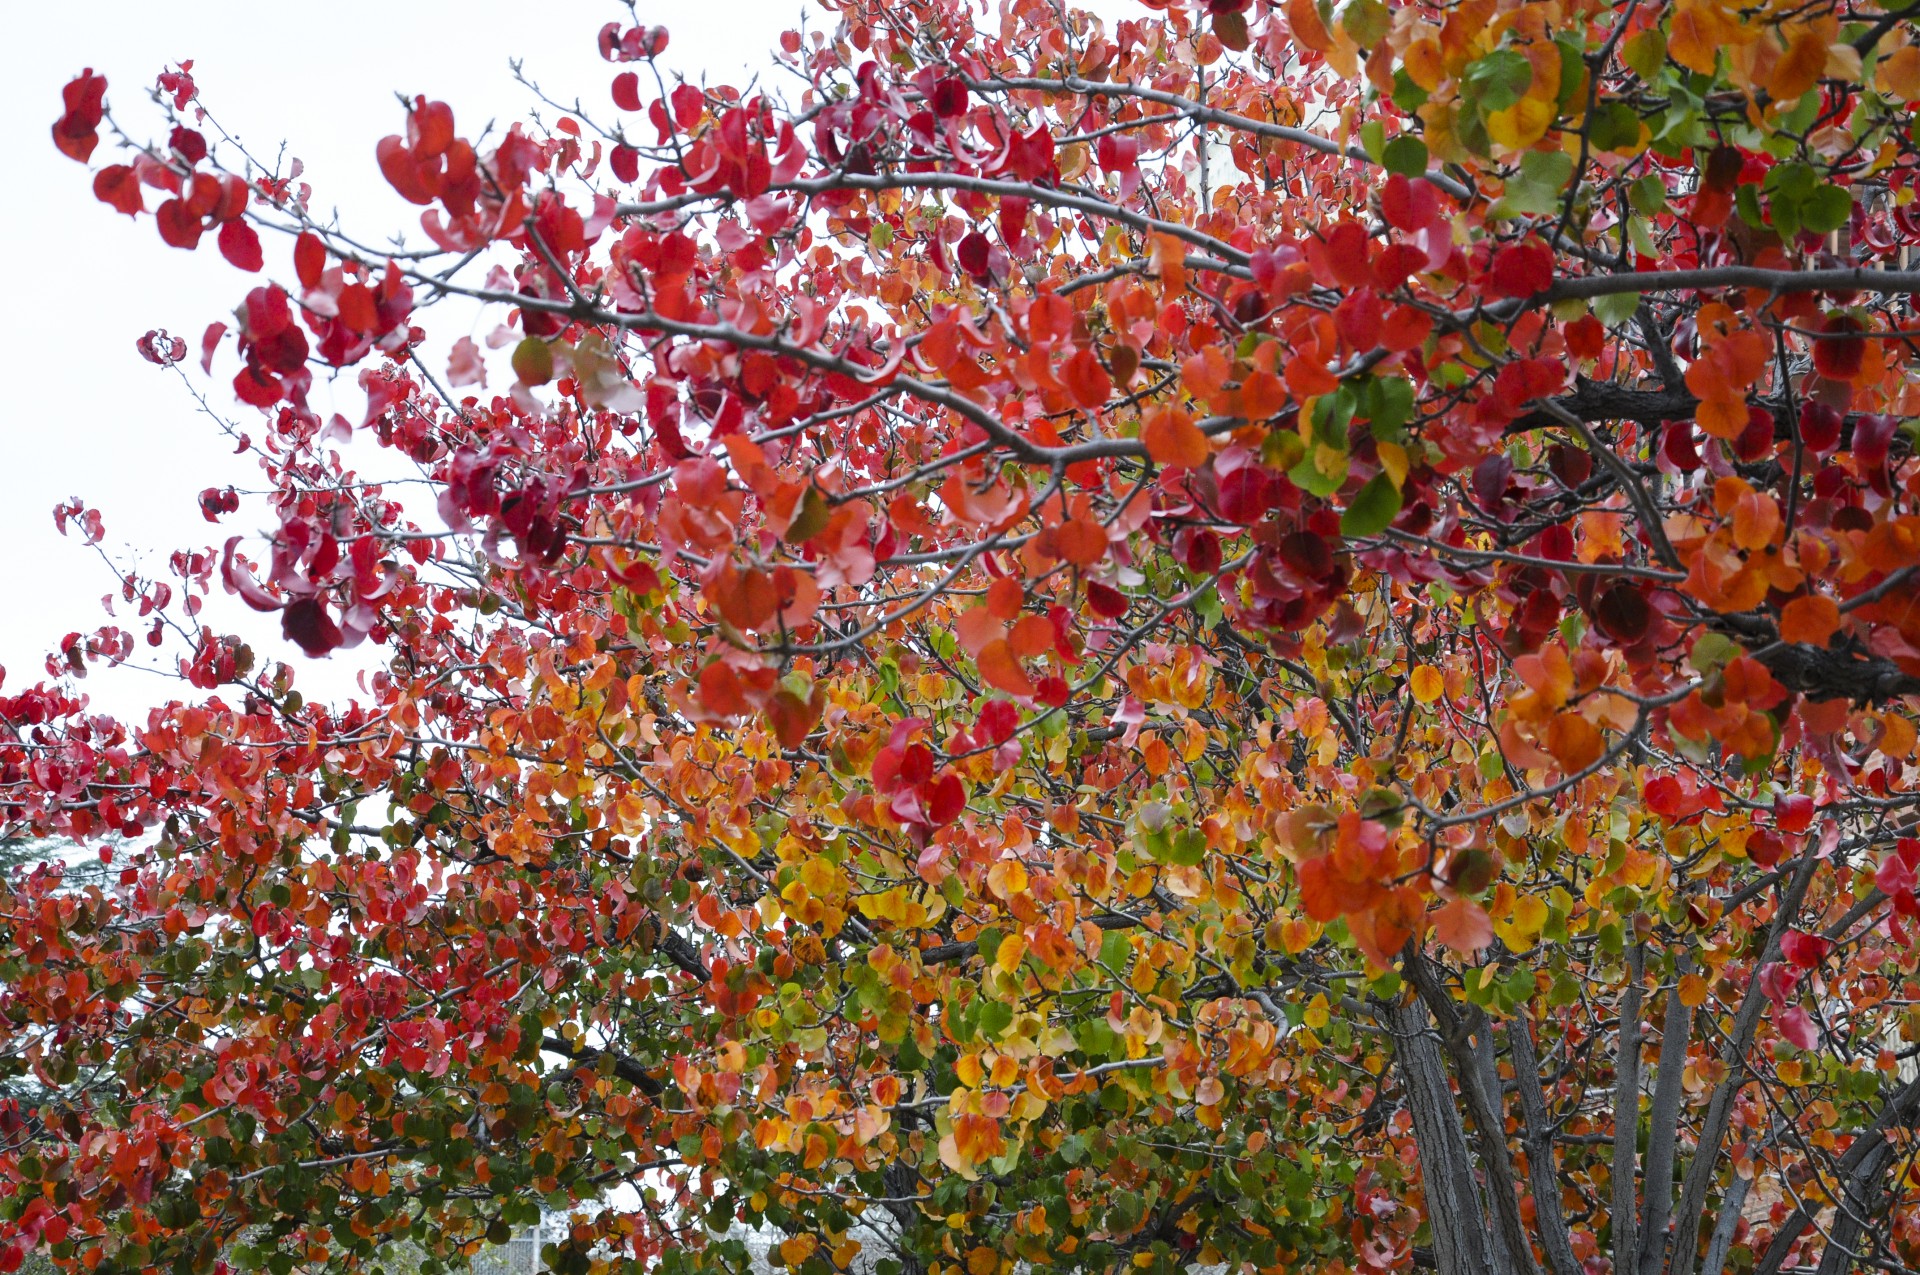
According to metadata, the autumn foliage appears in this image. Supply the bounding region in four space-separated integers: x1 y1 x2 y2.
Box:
15 1 1920 1273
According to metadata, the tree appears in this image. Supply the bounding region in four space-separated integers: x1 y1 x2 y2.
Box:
12 0 1920 1272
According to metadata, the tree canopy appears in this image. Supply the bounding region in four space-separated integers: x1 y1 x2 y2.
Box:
12 1 1920 1273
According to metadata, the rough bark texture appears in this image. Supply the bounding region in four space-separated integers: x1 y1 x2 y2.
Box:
1668 853 1821 1275
1387 996 1507 1275
1612 943 1646 1275
1507 1015 1583 1275
1405 957 1541 1275
1638 962 1693 1275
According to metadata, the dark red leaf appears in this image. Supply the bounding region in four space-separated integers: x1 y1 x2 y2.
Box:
281 597 344 657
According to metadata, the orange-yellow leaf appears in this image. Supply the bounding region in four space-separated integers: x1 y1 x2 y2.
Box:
1766 27 1829 102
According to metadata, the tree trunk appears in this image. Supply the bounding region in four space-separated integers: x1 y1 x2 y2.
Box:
1386 996 1508 1275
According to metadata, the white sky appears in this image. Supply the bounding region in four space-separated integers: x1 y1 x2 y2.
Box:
6 0 1142 722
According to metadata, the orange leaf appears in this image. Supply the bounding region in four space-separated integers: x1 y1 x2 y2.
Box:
977 639 1036 698
1238 368 1288 420
1050 516 1110 566
1142 406 1211 469
1181 348 1232 407
1766 26 1828 102
1432 896 1495 955
1546 712 1604 772
1779 594 1841 646
1008 613 1055 658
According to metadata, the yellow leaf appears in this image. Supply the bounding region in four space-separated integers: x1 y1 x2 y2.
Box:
1487 95 1554 151
1493 893 1549 952
1304 993 1331 1030
1377 440 1410 489
1411 665 1445 704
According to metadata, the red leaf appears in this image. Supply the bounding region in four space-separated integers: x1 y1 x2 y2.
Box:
1592 584 1652 644
956 231 991 281
217 219 263 272
1777 1006 1819 1051
1811 313 1865 380
281 597 344 657
610 145 641 183
612 71 643 112
1380 173 1437 232
154 199 203 250
92 165 142 216
931 77 969 117
1780 929 1832 969
927 773 966 825
1488 243 1553 299
1775 793 1814 833
200 322 227 375
52 70 106 163
294 232 327 290
1085 581 1129 618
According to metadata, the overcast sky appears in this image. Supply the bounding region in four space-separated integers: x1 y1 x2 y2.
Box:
8 1 1142 722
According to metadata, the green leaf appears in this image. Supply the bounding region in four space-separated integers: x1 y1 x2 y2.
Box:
1164 830 1208 866
1341 472 1403 537
1359 120 1387 163
1589 102 1642 152
1289 448 1347 498
1499 148 1576 216
1098 927 1133 969
1382 134 1429 177
1391 69 1430 113
1312 385 1356 446
1464 49 1534 113
1628 173 1668 215
1342 0 1391 48
1593 291 1640 326
1361 375 1415 440
975 999 1014 1041
1621 28 1667 81
1802 183 1854 234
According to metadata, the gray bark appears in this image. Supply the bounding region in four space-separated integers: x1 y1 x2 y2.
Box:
1638 958 1694 1275
1387 995 1507 1275
1668 852 1820 1275
1507 1013 1582 1275
1612 942 1645 1275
